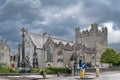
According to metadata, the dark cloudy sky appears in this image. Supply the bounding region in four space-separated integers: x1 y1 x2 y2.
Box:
0 0 120 52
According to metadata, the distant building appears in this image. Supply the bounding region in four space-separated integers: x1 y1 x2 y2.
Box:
0 40 11 66
10 51 18 68
18 31 74 68
75 23 108 66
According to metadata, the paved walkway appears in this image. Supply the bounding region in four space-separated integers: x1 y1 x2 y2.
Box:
0 72 98 80
3 71 120 80
0 74 56 80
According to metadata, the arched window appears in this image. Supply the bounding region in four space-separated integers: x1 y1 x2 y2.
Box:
25 41 30 58
46 44 53 62
33 53 38 68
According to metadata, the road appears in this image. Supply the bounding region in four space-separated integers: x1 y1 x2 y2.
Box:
99 71 120 80
0 71 120 80
40 71 120 80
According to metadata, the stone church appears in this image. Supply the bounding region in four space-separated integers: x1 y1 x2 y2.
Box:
18 23 108 68
0 40 11 66
18 31 74 68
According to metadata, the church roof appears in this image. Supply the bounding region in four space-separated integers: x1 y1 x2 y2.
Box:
28 32 73 48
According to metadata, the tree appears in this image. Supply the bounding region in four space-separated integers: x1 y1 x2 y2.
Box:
100 48 120 66
113 54 120 66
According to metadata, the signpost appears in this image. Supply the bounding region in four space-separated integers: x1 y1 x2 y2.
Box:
80 62 87 78
82 62 87 69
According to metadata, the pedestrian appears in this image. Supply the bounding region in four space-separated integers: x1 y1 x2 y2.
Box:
77 64 81 75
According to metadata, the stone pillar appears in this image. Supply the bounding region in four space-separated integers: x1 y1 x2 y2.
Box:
21 27 26 62
20 27 26 73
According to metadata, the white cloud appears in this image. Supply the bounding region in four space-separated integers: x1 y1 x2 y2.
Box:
41 3 81 24
58 5 81 18
102 21 120 44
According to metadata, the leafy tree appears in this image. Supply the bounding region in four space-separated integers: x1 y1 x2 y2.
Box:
100 48 120 66
113 54 120 66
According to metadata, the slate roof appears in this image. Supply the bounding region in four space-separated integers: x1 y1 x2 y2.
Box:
28 32 73 49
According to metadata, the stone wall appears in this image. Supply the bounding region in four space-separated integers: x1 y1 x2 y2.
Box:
0 40 11 66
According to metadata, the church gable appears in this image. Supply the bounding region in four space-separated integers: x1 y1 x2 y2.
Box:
45 37 55 49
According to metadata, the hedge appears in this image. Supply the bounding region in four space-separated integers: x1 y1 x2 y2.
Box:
31 67 68 74
0 68 19 73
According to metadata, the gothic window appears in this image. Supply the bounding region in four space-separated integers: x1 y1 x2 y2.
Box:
58 59 63 67
25 41 30 59
57 59 63 62
10 56 12 61
57 48 63 66
83 55 86 61
46 44 53 62
33 53 38 68
91 56 95 66
58 49 62 55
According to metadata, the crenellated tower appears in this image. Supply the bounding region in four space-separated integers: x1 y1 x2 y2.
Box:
90 23 98 33
75 23 108 66
75 27 81 43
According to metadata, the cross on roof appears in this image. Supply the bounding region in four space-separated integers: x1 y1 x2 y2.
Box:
21 27 26 33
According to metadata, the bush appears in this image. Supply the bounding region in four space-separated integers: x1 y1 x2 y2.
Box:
45 66 68 74
9 68 19 73
0 68 10 73
31 68 39 73
31 67 68 74
39 68 46 75
0 68 19 73
0 62 8 69
45 69 54 74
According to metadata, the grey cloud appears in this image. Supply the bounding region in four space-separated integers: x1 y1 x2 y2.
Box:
41 16 78 35
41 0 78 7
81 0 120 24
109 43 120 53
0 0 120 52
0 0 44 23
0 21 19 35
0 0 44 50
0 21 22 42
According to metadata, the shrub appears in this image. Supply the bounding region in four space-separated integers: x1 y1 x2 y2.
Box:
0 68 19 73
31 68 39 73
39 68 46 75
31 67 68 74
45 69 54 74
9 68 19 73
57 68 68 73
0 62 8 69
0 68 10 73
46 66 68 74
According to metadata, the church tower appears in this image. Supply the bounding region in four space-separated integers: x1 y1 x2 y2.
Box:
75 23 108 66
